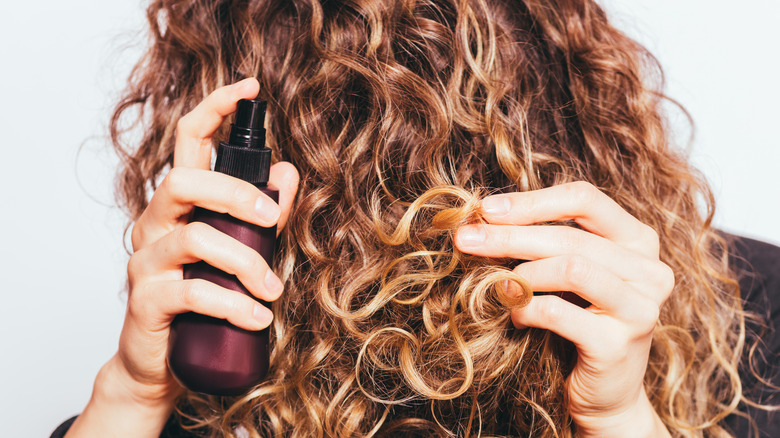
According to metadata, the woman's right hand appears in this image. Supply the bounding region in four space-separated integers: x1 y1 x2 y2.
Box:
66 78 300 437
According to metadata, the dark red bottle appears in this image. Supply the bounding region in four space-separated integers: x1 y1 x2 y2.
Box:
167 99 278 396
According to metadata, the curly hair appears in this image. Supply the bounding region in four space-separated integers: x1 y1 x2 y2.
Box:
111 0 757 436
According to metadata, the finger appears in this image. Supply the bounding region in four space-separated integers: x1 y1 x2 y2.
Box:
130 279 273 331
455 224 658 282
510 294 603 347
480 182 660 257
132 167 281 249
129 222 283 301
513 255 644 316
173 78 261 169
512 293 660 348
268 162 300 235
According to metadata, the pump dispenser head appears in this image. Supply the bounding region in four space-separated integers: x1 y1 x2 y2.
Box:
215 99 271 184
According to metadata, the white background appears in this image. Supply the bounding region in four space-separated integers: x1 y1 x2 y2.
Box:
0 1 777 436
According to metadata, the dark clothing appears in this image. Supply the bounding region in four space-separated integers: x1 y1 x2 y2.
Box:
49 414 193 438
722 236 780 436
50 235 780 437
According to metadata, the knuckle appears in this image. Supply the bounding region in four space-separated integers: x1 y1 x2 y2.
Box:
178 222 209 252
126 252 142 279
567 181 599 207
630 297 661 335
130 221 143 251
641 223 661 251
559 227 584 251
537 298 565 324
251 252 268 274
230 180 258 207
562 255 593 288
237 248 262 275
176 114 193 137
521 194 535 216
641 223 660 243
512 191 535 216
128 282 153 317
658 262 676 298
504 226 521 251
179 280 206 308
162 167 186 198
228 295 248 316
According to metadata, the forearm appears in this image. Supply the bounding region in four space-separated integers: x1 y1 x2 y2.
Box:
64 355 177 438
574 390 671 438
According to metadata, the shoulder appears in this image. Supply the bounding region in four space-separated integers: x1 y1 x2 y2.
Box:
728 234 780 298
727 234 780 333
726 233 780 366
723 233 780 436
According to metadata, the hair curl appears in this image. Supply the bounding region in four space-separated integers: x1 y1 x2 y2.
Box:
111 0 760 436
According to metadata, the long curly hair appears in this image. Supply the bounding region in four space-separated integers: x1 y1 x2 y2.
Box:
111 0 757 436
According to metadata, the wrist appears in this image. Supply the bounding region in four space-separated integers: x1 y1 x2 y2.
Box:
95 354 181 408
64 355 179 438
573 390 671 438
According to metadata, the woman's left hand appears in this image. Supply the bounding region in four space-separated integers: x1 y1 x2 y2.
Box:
455 181 674 438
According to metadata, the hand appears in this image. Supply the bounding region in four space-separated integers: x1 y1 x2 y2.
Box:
66 78 299 437
454 182 674 437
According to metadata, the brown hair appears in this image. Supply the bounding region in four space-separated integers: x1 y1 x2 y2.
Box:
111 0 755 436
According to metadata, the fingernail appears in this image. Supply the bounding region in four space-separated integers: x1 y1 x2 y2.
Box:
502 279 524 298
264 269 284 297
255 197 281 223
253 304 273 325
457 225 486 247
482 196 510 216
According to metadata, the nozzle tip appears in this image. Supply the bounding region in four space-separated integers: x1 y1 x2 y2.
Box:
235 99 267 130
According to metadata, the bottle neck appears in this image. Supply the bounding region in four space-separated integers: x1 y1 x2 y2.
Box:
228 125 266 149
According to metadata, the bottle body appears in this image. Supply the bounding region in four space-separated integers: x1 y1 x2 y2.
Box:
167 184 278 396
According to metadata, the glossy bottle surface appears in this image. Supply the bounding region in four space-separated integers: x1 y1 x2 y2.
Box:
167 185 278 396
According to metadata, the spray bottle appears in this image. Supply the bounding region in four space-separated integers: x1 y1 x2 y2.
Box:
167 99 277 395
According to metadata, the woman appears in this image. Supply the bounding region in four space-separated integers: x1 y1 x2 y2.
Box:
55 0 779 436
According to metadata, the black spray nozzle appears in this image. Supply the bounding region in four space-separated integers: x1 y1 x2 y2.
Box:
215 98 271 184
228 99 267 149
